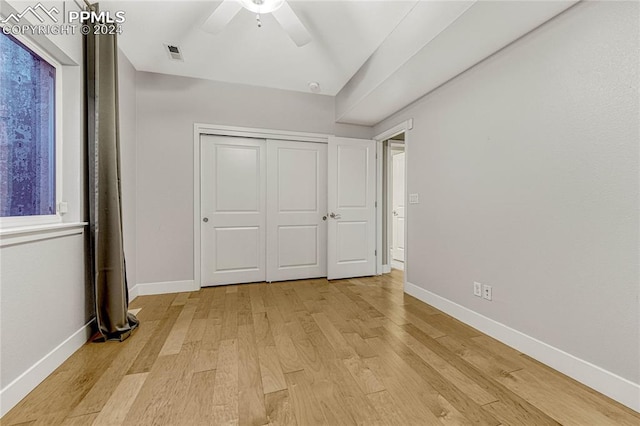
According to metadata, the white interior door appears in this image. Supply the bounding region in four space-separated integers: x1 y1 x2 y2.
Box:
267 140 327 281
391 151 405 264
327 136 376 280
201 135 266 286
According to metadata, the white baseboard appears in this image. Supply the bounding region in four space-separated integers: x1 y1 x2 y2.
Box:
382 264 392 274
390 260 405 271
130 280 198 299
404 281 640 413
128 283 140 301
0 319 96 417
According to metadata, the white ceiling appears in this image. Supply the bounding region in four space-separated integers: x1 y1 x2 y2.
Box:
101 0 578 125
104 0 418 96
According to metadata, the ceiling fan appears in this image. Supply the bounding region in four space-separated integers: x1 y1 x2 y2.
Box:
203 0 312 47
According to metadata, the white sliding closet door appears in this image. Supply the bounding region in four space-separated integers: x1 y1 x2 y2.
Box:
266 140 327 281
201 135 266 286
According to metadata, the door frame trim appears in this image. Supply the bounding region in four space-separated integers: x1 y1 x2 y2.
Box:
374 119 412 284
193 123 331 289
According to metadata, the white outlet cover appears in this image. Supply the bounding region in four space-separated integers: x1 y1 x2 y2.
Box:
409 193 419 204
483 284 492 301
473 282 482 297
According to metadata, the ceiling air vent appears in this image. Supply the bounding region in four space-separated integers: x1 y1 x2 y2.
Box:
164 44 184 61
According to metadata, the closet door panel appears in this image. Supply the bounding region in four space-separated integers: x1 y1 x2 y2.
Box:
201 135 266 286
267 140 327 281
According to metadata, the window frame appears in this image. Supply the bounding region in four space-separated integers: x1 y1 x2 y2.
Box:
0 32 64 229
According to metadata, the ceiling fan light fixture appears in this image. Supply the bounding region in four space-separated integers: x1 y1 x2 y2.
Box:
239 0 285 14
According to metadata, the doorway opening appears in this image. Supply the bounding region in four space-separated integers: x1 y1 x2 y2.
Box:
382 133 405 275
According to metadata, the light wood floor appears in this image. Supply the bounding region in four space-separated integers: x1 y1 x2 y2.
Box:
3 270 639 425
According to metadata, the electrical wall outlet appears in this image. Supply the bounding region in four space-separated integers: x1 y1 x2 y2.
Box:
482 284 492 301
409 193 419 204
473 282 482 297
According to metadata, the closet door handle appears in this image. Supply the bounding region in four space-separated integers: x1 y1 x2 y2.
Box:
203 217 209 223
329 212 341 219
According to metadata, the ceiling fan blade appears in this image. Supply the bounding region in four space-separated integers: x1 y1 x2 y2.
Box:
202 0 242 34
272 2 311 47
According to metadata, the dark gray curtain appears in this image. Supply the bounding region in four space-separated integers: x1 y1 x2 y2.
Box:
84 4 138 341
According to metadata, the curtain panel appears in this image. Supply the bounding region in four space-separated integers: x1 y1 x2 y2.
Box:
84 6 138 341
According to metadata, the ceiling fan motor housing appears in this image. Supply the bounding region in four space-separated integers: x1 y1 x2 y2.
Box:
240 0 285 14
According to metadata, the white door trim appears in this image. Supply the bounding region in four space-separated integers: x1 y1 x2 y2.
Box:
374 119 412 286
195 123 330 143
374 119 413 142
194 123 331 289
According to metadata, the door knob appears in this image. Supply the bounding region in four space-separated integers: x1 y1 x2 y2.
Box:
203 217 209 223
322 215 327 221
392 210 398 216
329 212 342 219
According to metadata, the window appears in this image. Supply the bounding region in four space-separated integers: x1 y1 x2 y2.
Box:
0 33 61 226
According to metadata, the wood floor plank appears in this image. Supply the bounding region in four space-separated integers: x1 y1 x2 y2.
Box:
496 367 638 426
207 286 227 324
436 334 525 379
178 369 218 425
211 339 240 425
342 331 377 359
284 370 328 425
170 292 191 307
519 354 640 422
70 320 159 417
268 307 304 373
127 305 182 374
273 333 304 374
237 285 253 326
194 319 221 373
376 328 501 425
311 312 357 359
5 272 640 426
238 325 268 426
403 323 561 425
342 356 385 395
258 345 287 394
265 389 297 426
60 413 99 425
2 342 121 425
249 284 267 314
158 299 198 356
122 343 198 425
382 319 498 406
367 390 413 426
221 292 239 340
92 372 148 426
193 287 216 320
363 351 445 424
253 311 276 347
184 318 206 345
131 293 175 321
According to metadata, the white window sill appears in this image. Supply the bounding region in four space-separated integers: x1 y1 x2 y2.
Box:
0 222 88 248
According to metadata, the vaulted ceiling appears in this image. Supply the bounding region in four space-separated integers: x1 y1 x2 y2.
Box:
102 0 578 126
104 0 418 95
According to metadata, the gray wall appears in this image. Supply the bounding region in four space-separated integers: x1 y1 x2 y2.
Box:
0 5 91 414
135 73 372 285
118 49 138 290
374 0 639 384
